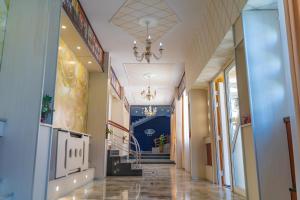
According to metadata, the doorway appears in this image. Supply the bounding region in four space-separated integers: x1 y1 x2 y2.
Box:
224 64 246 195
211 74 232 188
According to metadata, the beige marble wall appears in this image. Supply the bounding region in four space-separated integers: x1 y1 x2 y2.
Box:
53 39 89 133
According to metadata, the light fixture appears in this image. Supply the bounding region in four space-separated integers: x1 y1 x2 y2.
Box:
141 86 156 101
68 61 76 65
55 186 60 192
88 61 92 64
85 175 88 179
76 46 81 50
61 25 67 29
133 20 164 64
73 179 77 184
144 105 157 117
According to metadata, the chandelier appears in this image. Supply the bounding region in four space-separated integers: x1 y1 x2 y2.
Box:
141 86 156 101
133 20 164 64
144 105 157 117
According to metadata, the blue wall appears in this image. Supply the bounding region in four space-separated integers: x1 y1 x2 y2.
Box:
130 106 171 151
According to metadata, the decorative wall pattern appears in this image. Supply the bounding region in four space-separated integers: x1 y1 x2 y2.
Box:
53 39 89 133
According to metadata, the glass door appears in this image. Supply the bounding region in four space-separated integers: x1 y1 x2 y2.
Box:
225 64 246 195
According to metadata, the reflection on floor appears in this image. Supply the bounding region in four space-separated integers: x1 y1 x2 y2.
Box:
58 164 246 200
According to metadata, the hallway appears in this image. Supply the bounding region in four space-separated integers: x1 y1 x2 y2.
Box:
58 165 245 200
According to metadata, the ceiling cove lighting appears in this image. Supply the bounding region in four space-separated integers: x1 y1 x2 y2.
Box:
133 18 164 64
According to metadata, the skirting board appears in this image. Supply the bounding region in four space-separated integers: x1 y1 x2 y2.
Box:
47 168 95 200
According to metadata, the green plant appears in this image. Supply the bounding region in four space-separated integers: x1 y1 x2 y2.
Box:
159 135 165 145
41 95 53 123
106 127 113 138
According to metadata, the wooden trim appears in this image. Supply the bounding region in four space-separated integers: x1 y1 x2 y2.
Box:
284 117 297 197
285 0 300 115
107 120 130 133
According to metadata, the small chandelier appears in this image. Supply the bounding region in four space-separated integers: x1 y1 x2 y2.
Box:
144 105 157 117
141 86 156 101
133 20 164 64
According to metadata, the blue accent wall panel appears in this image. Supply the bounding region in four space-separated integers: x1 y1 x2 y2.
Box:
130 106 171 151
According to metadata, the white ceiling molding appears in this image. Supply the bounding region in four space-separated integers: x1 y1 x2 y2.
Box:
110 0 179 43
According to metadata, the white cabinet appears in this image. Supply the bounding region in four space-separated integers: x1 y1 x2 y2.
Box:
50 129 90 180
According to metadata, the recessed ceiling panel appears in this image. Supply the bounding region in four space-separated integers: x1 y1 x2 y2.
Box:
111 0 179 42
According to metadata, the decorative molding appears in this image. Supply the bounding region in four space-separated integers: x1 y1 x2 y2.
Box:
62 0 105 69
110 67 122 99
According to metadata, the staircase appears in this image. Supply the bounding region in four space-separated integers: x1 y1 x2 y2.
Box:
131 116 155 128
0 179 13 200
130 153 175 164
107 121 143 176
107 150 142 176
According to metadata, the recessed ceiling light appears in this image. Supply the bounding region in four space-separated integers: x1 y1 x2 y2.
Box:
88 61 92 64
61 25 67 29
76 46 81 50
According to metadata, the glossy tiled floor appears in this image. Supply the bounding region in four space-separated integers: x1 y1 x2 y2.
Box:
58 164 246 200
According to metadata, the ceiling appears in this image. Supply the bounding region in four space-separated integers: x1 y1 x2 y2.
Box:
79 0 204 105
60 10 102 72
111 0 179 43
194 29 234 88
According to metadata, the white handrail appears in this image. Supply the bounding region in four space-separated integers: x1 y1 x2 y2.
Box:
107 121 141 167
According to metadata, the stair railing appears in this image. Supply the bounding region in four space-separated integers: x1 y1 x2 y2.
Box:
107 120 141 167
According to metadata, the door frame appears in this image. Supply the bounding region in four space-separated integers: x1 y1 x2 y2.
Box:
224 62 246 196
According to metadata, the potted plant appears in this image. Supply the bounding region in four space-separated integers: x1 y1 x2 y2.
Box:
106 126 113 139
41 95 53 123
159 134 165 153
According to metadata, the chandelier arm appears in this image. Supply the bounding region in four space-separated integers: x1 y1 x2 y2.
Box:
153 51 163 60
135 53 145 62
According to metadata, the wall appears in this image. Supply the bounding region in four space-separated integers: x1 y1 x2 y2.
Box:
185 0 246 90
109 95 130 156
189 89 209 180
53 39 89 133
130 106 171 152
131 116 171 151
87 53 110 179
175 97 183 168
243 10 292 200
0 0 61 199
278 0 300 197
